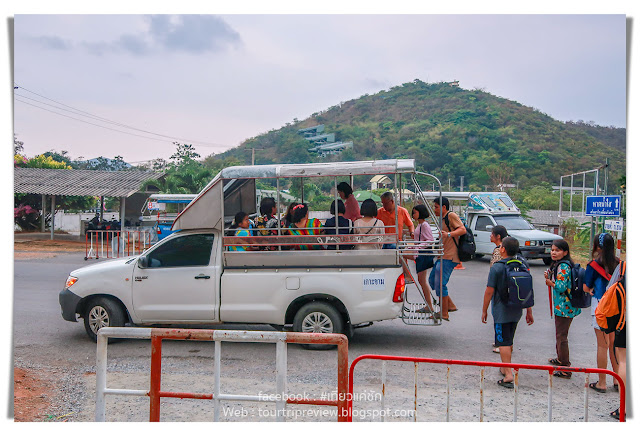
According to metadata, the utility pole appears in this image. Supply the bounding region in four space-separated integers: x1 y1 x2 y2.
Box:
245 148 264 165
460 176 464 192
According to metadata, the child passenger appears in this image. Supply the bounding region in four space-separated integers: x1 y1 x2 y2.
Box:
228 211 253 251
410 205 436 315
353 199 385 250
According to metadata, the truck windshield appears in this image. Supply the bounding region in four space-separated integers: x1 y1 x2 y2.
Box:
494 215 533 230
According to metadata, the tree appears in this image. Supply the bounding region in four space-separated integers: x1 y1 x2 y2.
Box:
485 164 513 191
14 135 24 155
170 142 201 166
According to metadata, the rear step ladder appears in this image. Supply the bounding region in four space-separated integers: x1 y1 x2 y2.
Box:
399 256 441 326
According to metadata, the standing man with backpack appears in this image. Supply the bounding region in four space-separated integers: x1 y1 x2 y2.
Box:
429 196 464 320
482 237 535 388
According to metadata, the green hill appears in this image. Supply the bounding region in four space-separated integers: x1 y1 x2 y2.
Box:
218 80 625 191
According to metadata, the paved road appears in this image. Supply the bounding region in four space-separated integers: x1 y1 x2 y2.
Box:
13 253 621 421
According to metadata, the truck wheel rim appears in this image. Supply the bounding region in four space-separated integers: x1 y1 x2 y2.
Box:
301 312 333 333
89 306 109 334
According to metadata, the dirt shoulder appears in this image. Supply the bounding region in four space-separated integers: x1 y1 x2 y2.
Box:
14 239 86 259
14 367 62 422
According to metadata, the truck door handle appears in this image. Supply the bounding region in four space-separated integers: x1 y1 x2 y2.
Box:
473 234 478 237
194 275 210 279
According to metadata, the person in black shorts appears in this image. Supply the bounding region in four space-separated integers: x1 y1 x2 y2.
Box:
482 237 534 388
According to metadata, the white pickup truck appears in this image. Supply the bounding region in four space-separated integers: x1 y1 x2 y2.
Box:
59 159 444 346
422 191 562 265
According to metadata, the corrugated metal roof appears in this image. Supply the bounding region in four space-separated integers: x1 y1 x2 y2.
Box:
14 167 164 197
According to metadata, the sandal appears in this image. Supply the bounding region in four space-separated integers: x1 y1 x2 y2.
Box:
497 379 514 389
613 384 619 392
610 408 621 420
589 382 607 393
553 370 572 379
548 358 563 366
492 347 500 353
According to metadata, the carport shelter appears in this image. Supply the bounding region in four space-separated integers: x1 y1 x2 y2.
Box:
14 167 164 239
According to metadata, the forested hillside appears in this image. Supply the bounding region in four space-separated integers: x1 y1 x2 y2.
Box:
217 80 625 191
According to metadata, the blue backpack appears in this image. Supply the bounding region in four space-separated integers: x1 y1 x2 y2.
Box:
497 258 535 309
558 261 590 309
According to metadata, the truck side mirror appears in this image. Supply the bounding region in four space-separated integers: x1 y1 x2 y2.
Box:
485 225 494 231
138 256 148 268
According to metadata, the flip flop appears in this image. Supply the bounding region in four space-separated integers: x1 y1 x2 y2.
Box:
548 358 563 366
553 370 572 379
610 408 621 420
589 382 606 393
492 347 500 353
613 384 619 392
497 379 514 389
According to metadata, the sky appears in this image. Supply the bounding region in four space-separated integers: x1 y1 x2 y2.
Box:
12 13 627 165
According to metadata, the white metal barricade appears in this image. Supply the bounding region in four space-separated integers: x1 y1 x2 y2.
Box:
95 327 349 422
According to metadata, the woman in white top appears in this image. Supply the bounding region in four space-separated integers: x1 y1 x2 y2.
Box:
353 199 385 250
411 204 436 314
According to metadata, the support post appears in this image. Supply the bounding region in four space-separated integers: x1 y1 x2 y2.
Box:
50 195 56 240
100 196 104 222
41 194 46 232
120 197 126 254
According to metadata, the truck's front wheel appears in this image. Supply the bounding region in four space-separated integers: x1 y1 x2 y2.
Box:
293 302 344 350
83 297 126 343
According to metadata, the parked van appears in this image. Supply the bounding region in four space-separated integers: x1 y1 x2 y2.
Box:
59 160 445 346
421 191 562 265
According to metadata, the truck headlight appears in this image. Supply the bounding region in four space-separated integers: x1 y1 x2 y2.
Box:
65 276 78 288
524 241 531 246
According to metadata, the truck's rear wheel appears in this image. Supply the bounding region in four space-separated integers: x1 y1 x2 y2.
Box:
83 297 126 343
293 302 344 350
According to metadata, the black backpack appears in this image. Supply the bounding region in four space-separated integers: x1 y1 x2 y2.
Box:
443 212 476 262
497 258 535 309
558 260 590 309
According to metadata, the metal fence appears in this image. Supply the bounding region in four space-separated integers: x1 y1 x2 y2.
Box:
95 327 349 422
347 354 626 422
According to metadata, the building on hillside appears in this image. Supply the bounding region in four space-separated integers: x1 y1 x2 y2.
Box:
297 125 325 137
370 175 393 190
308 141 353 157
298 124 352 157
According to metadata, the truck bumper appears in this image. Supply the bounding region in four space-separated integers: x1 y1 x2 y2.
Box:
520 247 550 259
59 288 81 322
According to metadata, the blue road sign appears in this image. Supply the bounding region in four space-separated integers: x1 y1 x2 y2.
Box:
585 195 621 217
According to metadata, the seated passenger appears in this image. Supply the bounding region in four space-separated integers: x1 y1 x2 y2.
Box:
281 202 299 228
288 203 323 250
323 199 354 250
353 199 385 250
228 211 254 251
254 197 279 250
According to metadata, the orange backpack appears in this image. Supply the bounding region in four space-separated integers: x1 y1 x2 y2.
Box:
595 261 626 333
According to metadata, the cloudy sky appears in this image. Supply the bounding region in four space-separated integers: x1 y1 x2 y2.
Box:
12 14 627 164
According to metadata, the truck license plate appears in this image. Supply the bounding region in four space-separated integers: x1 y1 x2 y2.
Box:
545 248 551 253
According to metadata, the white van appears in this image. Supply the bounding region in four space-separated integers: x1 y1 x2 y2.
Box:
59 159 445 346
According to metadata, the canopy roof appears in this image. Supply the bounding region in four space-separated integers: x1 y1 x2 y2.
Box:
14 167 163 197
172 159 415 231
219 159 415 179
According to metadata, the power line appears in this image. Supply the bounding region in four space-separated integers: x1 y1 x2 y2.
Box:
14 82 234 149
15 97 179 143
